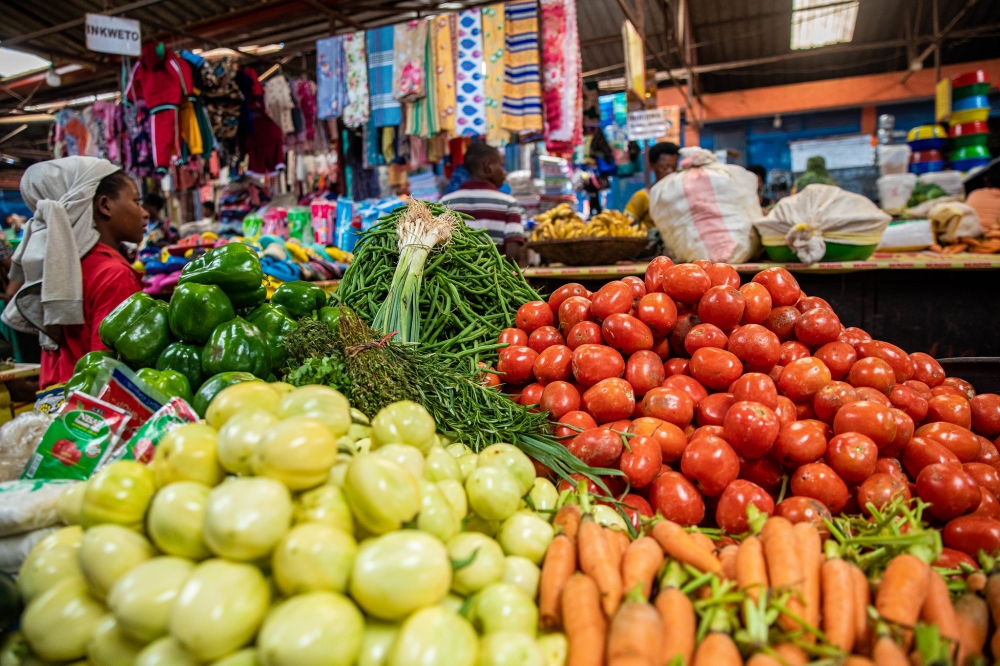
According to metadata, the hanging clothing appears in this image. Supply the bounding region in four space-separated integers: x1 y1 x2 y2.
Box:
316 35 348 119
366 26 401 128
126 42 195 171
481 4 506 145
540 0 582 152
53 109 90 158
179 100 203 156
264 74 296 134
343 31 370 128
455 9 487 137
432 15 457 134
393 19 428 102
502 1 543 133
92 100 119 163
405 22 438 140
292 80 319 143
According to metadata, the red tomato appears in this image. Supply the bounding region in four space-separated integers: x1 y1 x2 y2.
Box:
972 490 1000 520
775 496 833 535
839 327 873 346
933 547 980 570
796 296 833 313
582 378 636 424
477 363 501 388
882 408 915 457
813 342 857 381
970 394 1000 439
661 374 709 407
905 380 934 400
566 321 602 350
977 440 1000 466
847 357 896 395
832 401 897 449
764 306 800 342
527 326 565 354
548 283 588 316
629 417 688 463
705 263 740 288
664 264 712 304
795 401 817 421
826 432 878 484
689 347 743 391
696 393 735 427
555 410 598 440
684 324 729 355
558 296 595 335
779 341 811 366
619 434 663 488
635 292 678 338
681 435 740 497
775 396 797 428
752 267 801 307
565 427 623 468
590 281 634 321
498 346 538 385
902 436 962 478
730 373 779 410
926 394 973 429
621 276 647 303
602 313 654 355
498 327 528 347
917 463 982 522
540 381 581 420
641 387 695 427
934 386 968 400
875 456 906 479
909 352 946 388
739 455 784 495
889 384 929 423
794 308 841 347
601 419 633 432
668 313 699 358
571 344 625 387
644 256 675 294
721 400 779 459
964 462 1000 496
697 286 745 330
773 421 827 468
624 350 665 397
664 358 690 377
716 480 774 534
739 283 772 325
813 381 858 424
791 462 850 513
650 337 671 360
855 387 892 407
532 344 573 384
943 515 1000 557
946 377 977 400
648 471 705 526
779 357 833 403
727 324 781 373
915 422 983 463
519 382 545 410
516 301 554 334
857 473 911 515
854 341 914 383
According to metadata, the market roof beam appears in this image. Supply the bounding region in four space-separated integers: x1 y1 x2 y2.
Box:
0 0 172 47
902 0 980 81
297 0 366 31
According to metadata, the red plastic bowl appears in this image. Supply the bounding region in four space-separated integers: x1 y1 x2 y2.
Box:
953 70 989 88
950 121 990 138
910 149 943 163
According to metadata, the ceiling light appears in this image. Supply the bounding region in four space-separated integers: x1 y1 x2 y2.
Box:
240 44 284 55
438 2 464 9
791 0 858 50
0 48 52 78
196 47 242 58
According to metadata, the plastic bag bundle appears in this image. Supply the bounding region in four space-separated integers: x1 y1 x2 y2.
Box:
0 479 76 537
0 526 59 573
0 412 52 482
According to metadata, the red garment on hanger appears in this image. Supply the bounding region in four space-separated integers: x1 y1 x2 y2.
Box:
126 43 195 171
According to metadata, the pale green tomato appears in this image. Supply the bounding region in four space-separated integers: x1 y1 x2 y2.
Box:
424 447 461 482
526 479 558 516
17 526 83 604
456 454 478 481
446 442 473 458
357 621 398 666
592 505 629 531
87 615 145 666
502 557 540 601
277 385 352 437
348 423 372 442
476 445 535 495
251 416 339 491
388 605 478 666
257 592 363 666
350 531 451 620
446 533 505 596
498 512 555 565
417 480 460 542
0 632 56 666
81 461 157 530
536 634 567 666
152 425 225 489
464 513 499 537
79 524 154 600
441 594 465 613
370 401 437 454
22 576 105 662
292 484 353 533
203 477 292 561
169 559 270 662
206 382 280 429
107 556 194 643
351 407 370 425
436 479 468 519
328 457 351 486
472 583 538 635
354 438 373 455
271 381 296 395
375 443 425 479
210 648 260 666
56 481 87 525
343 455 420 535
217 410 279 475
134 637 198 666
272 522 356 596
478 632 543 666
146 482 212 560
466 467 521 522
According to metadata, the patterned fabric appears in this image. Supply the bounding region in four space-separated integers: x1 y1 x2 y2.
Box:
481 4 506 145
393 19 428 102
432 15 457 133
367 26 401 127
455 9 487 137
405 27 438 139
502 1 543 132
316 35 347 119
343 32 370 128
541 0 582 152
263 74 295 134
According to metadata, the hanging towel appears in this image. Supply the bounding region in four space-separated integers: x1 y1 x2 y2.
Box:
367 26 401 127
405 22 438 139
502 1 543 132
455 9 487 137
432 15 457 134
343 32 370 128
393 19 428 102
481 4 506 145
316 35 348 119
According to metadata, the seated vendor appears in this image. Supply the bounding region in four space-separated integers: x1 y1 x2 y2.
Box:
625 142 679 230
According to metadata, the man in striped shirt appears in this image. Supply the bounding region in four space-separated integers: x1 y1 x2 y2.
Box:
440 142 525 262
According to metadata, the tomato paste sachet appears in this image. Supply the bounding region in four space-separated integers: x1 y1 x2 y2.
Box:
97 363 168 442
110 397 200 465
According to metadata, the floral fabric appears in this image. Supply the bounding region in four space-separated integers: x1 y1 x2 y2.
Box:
541 0 581 152
481 4 506 145
432 15 457 133
393 19 428 102
343 32 370 128
455 9 487 137
316 35 347 119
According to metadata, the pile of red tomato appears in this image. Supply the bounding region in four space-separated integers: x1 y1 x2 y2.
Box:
495 258 1000 558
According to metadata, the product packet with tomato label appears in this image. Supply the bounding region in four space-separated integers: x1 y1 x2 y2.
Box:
97 363 167 442
20 392 131 481
108 398 200 465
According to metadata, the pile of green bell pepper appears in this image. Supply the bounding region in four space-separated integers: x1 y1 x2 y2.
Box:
270 281 327 319
246 304 298 370
135 368 193 403
99 293 174 368
63 351 113 396
168 283 235 345
201 317 271 379
178 243 266 310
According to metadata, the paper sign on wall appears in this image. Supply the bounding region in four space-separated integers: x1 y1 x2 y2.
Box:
627 109 668 141
85 14 141 56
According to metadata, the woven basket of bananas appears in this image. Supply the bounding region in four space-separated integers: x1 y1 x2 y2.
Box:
528 207 649 265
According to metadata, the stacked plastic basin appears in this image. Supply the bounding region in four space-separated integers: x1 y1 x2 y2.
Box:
949 70 991 172
908 125 945 174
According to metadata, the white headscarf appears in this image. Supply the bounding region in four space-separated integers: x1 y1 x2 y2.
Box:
3 157 120 348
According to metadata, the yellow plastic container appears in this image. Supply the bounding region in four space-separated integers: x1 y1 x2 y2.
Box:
949 108 990 126
907 125 946 142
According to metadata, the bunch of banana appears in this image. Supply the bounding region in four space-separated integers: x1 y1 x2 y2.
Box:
531 204 587 240
585 210 646 238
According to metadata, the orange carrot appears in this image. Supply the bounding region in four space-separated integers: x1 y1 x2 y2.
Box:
745 654 781 666
555 503 582 542
621 537 664 600
842 657 876 666
579 516 623 617
986 573 1000 659
875 554 931 650
919 569 961 652
821 557 856 653
849 563 872 656
760 517 804 632
872 636 910 666
563 574 606 666
651 520 722 574
607 595 663 666
689 530 716 554
539 533 577 631
609 529 631 567
719 544 739 581
655 587 695 666
771 643 807 665
692 633 742 666
736 535 769 603
793 521 822 642
967 571 987 593
954 593 988 664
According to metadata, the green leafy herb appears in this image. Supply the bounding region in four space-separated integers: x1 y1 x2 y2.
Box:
285 355 351 395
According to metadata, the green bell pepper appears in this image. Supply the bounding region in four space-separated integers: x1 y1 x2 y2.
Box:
168 283 235 344
135 368 193 404
156 342 205 393
246 304 298 371
192 371 257 417
270 281 328 319
74 351 113 374
179 242 266 309
318 306 342 331
270 303 291 318
201 317 271 379
98 293 174 368
63 351 114 396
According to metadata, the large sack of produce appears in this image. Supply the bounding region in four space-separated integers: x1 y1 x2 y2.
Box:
0 480 76 537
0 412 52 482
755 184 891 264
647 147 762 263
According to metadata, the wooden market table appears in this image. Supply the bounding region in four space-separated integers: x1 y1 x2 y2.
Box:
522 253 1000 358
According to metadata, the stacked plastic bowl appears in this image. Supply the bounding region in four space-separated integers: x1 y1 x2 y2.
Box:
908 125 946 174
949 70 992 172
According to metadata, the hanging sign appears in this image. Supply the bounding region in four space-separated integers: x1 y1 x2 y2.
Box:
626 108 668 141
935 78 951 123
85 14 142 56
622 20 645 102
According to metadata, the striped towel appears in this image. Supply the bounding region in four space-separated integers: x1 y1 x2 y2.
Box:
502 1 543 132
366 26 401 127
